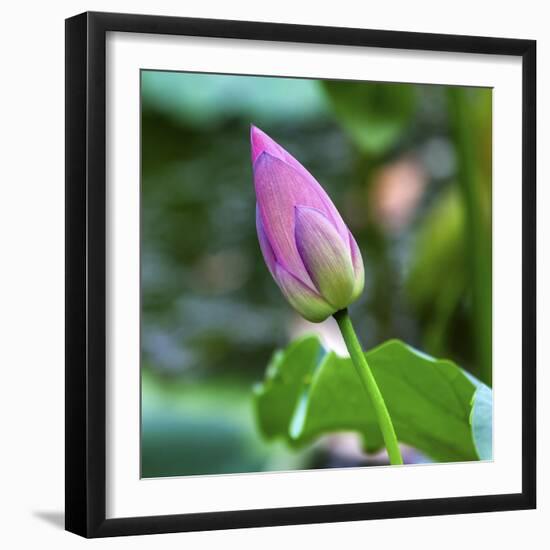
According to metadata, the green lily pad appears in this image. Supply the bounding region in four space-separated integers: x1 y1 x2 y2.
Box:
254 335 492 463
470 382 493 460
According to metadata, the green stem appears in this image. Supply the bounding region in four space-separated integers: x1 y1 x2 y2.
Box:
333 309 403 465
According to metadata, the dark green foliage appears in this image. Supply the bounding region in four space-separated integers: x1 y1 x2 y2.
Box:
322 81 416 155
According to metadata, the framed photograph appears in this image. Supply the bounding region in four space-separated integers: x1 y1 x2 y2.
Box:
65 11 536 538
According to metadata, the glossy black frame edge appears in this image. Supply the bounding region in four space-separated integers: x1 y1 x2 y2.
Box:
65 10 537 538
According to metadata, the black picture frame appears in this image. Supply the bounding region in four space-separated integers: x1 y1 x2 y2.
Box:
65 11 537 538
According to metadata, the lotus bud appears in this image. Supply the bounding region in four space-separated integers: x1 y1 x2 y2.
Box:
251 125 364 322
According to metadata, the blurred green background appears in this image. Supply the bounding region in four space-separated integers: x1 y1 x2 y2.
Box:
140 70 492 478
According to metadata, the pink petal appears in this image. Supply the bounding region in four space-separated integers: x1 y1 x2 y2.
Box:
348 231 365 301
255 204 277 279
254 152 322 288
294 206 355 309
250 126 350 246
250 125 293 165
274 263 335 323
